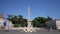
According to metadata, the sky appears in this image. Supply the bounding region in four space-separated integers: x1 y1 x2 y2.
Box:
0 0 60 20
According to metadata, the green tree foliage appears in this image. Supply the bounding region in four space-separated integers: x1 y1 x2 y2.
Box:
47 16 52 21
7 14 52 28
32 16 53 28
7 15 27 27
7 15 13 21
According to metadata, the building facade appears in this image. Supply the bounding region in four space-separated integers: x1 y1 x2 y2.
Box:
46 19 60 30
0 13 13 30
0 18 13 29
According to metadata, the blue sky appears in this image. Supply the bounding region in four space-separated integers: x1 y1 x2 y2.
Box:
0 0 60 20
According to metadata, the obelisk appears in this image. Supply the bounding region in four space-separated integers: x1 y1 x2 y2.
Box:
27 6 32 28
24 6 34 32
22 6 39 32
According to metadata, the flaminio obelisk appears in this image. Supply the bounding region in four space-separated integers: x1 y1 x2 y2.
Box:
23 6 39 32
24 6 34 32
27 6 32 28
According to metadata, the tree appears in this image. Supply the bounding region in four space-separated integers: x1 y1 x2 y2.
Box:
32 16 53 28
7 15 27 27
18 15 23 18
7 15 13 21
12 16 18 24
22 19 27 27
7 14 53 27
47 16 52 21
18 15 27 27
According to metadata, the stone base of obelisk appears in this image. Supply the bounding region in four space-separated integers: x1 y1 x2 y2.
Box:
23 27 36 32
